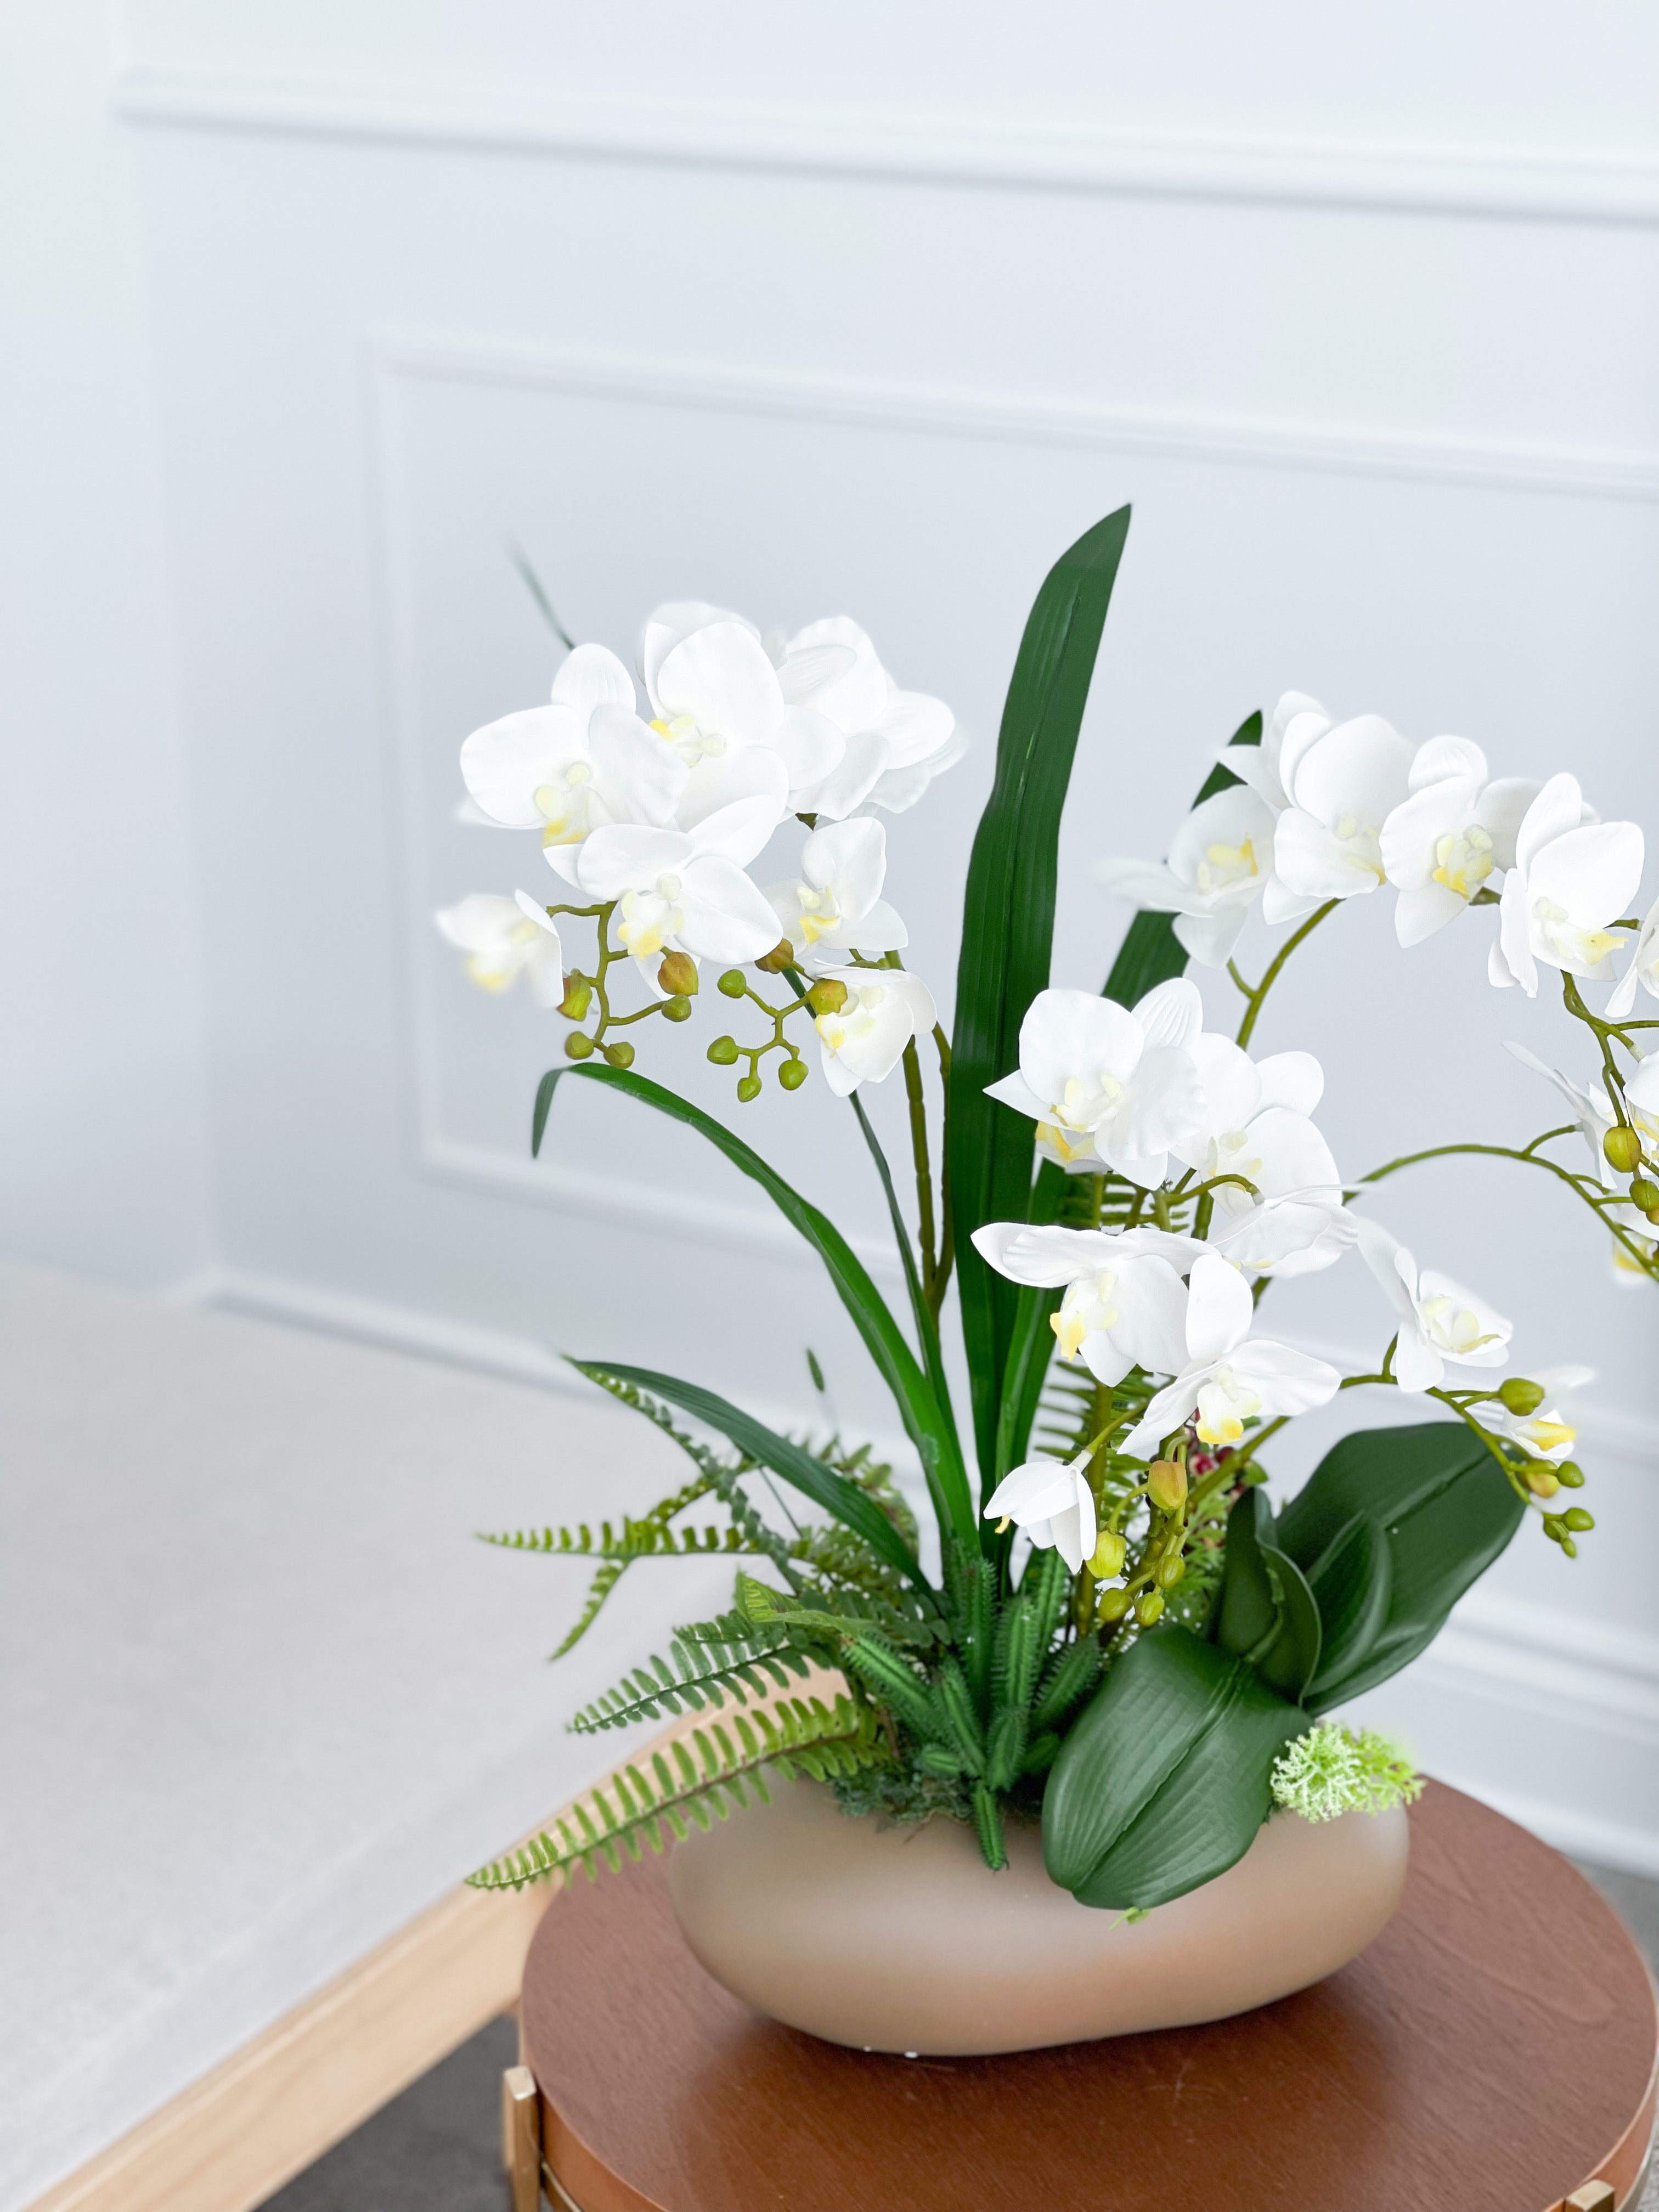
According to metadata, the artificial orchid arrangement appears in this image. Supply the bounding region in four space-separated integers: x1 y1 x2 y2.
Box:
447 510 1640 1910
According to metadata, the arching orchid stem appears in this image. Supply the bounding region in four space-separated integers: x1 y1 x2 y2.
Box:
1233 900 1340 1049
1359 1137 1657 1276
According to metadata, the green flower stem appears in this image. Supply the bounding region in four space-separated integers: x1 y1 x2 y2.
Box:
900 1035 939 1313
1359 1134 1657 1277
931 1026 955 1318
729 979 812 1084
1562 971 1640 1123
1231 900 1340 1050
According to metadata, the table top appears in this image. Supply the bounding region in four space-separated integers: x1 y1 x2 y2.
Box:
522 1779 1658 2212
0 1263 732 2212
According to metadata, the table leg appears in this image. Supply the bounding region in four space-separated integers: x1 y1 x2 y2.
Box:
501 2064 541 2212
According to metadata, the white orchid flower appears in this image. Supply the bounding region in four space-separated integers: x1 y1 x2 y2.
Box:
546 791 782 978
433 890 563 1005
1268 709 1415 918
984 980 1206 1187
812 967 935 1097
981 1454 1097 1575
1482 1364 1594 1463
772 616 965 818
1094 783 1278 969
1379 737 1541 947
1607 890 1659 1018
459 644 686 848
1121 1254 1340 1458
637 602 843 822
1218 691 1327 815
765 818 907 967
1489 774 1643 995
1355 1219 1513 1391
970 1223 1195 1386
1172 1034 1353 1277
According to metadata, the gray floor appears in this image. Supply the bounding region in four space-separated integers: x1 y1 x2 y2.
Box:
259 1861 1659 2211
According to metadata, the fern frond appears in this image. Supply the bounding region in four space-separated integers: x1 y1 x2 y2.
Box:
569 1620 810 1733
468 1694 883 1891
738 1571 943 1649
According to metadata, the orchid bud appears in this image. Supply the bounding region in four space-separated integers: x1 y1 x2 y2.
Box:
1522 1461 1560 1498
564 1031 594 1060
1156 1554 1186 1589
1633 1177 1659 1213
602 1041 635 1069
662 996 693 1023
778 1059 808 1091
806 978 848 1017
1561 1535 1578 1557
1604 1124 1643 1173
1088 1530 1125 1580
1146 1459 1187 1514
1096 1586 1131 1623
1562 1507 1594 1532
707 1036 738 1065
755 940 794 974
1498 1377 1545 1415
557 975 592 1021
658 952 698 997
1555 1460 1585 1487
736 1075 763 1103
716 969 747 998
1135 1590 1165 1627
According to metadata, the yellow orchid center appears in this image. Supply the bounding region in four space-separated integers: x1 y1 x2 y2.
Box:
651 713 727 765
1431 824 1494 901
1417 1294 1500 1356
1195 837 1259 894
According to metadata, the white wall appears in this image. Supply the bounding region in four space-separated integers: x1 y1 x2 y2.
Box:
11 3 1659 1865
0 1 212 1286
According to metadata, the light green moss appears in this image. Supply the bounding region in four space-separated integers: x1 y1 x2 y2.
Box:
1271 1722 1424 1823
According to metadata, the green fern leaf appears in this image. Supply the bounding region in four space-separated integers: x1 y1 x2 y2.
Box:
568 1622 810 1734
468 1695 882 1892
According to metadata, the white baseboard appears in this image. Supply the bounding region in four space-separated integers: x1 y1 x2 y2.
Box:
171 1262 1659 1882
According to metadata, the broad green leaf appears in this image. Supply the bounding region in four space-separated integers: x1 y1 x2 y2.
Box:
571 1360 926 1587
949 507 1132 1487
1097 708 1263 1009
1274 1422 1524 1709
1043 1624 1304 1909
1210 1487 1322 1702
533 1062 974 1547
1301 1510 1392 1708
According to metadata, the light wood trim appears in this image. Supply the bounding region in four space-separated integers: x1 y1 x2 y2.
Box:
25 1671 843 2212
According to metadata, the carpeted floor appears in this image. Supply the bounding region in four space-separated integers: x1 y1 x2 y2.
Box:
260 1860 1658 2211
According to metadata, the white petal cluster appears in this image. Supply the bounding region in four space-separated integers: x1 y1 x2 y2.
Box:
432 891 564 1004
984 980 1207 1187
1099 696 1647 998
981 1455 1097 1574
1355 1220 1513 1391
437 603 960 1042
812 968 936 1098
1121 1254 1340 1457
765 819 907 969
1481 1365 1593 1462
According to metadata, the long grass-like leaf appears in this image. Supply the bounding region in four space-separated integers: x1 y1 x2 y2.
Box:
572 1359 928 1587
533 1062 974 1548
949 507 1132 1493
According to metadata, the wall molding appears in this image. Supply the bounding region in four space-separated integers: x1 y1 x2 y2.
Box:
184 1260 1659 1877
115 65 1659 229
373 332 1659 504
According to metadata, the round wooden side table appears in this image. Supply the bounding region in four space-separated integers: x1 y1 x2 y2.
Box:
512 1779 1657 2212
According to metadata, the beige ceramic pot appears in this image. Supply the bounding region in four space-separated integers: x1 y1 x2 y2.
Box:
668 1777 1408 2055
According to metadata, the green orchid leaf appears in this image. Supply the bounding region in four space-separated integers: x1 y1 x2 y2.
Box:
1274 1422 1525 1710
570 1360 926 1588
1210 1487 1322 1702
533 1062 974 1548
1301 1510 1393 1707
949 506 1132 1488
1043 1624 1305 1910
1094 708 1263 1011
